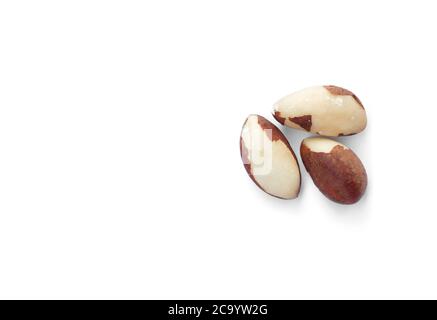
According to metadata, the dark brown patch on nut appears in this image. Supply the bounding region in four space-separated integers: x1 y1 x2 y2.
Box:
289 115 312 131
324 85 354 96
338 133 356 137
272 111 286 125
300 143 367 204
324 85 364 109
256 115 289 145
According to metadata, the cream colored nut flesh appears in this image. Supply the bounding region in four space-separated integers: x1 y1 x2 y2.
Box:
240 115 301 199
300 137 367 204
273 85 367 136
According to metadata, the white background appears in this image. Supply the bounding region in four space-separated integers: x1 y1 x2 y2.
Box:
0 0 436 299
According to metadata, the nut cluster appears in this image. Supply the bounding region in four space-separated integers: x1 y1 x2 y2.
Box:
240 85 368 205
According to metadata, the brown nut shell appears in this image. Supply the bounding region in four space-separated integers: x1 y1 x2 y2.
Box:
300 137 367 204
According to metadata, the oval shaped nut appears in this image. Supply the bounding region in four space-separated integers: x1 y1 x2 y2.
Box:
273 85 367 136
240 115 301 199
300 137 367 204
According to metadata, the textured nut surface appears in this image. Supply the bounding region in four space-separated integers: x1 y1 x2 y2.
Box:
273 85 367 136
300 137 367 204
240 115 301 199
